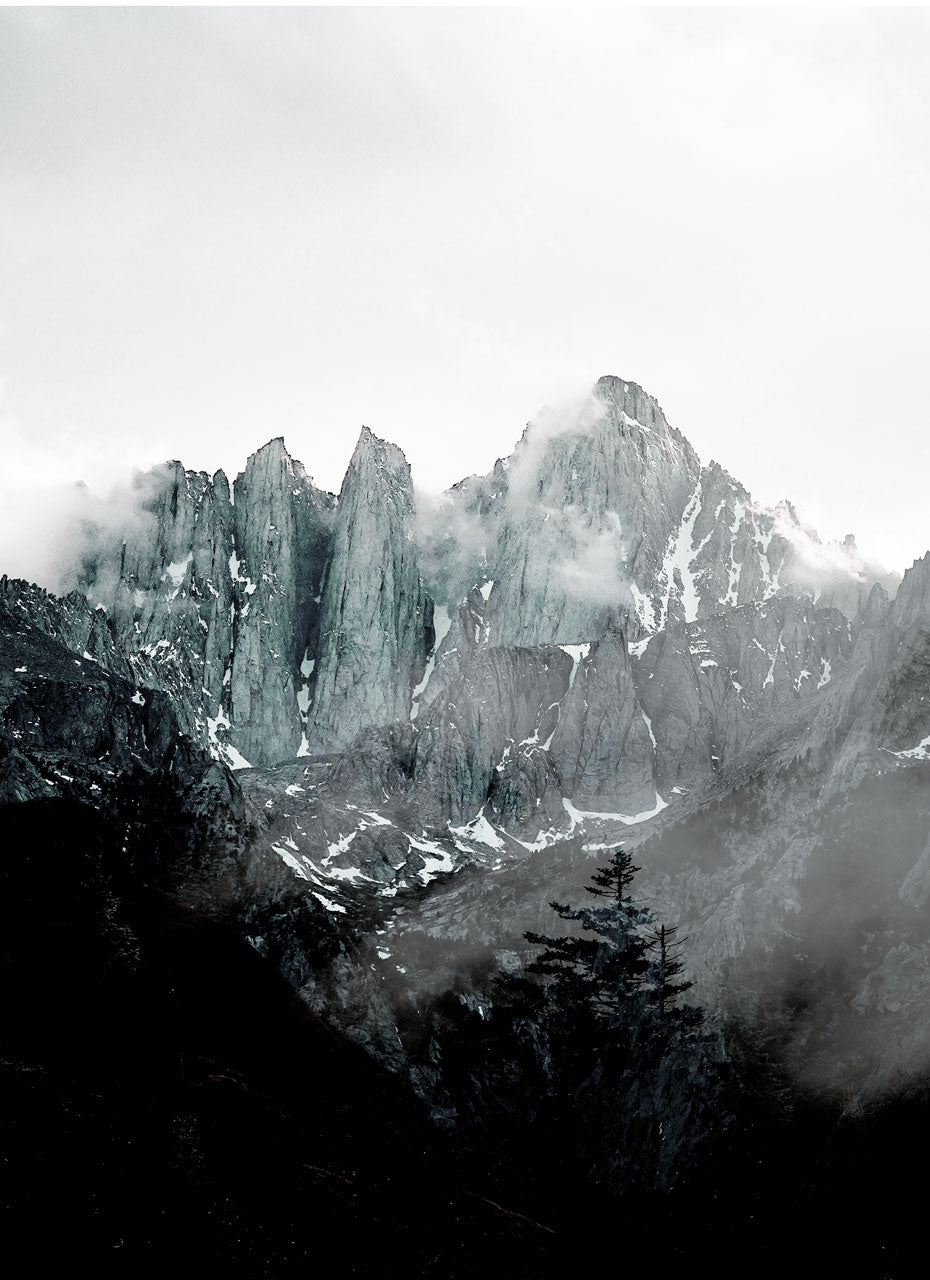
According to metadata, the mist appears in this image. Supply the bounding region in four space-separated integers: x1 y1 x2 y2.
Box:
0 466 162 599
3 8 930 573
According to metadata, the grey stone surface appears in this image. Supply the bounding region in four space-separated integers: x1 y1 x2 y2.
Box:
307 427 433 752
230 437 335 763
7 371 930 1103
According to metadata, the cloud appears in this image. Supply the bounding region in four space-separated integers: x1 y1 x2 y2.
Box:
503 390 608 508
0 398 163 595
551 511 628 605
414 485 491 607
772 503 900 601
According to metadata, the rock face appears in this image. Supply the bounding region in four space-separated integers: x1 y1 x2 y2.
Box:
0 578 223 808
420 376 894 655
37 374 892 786
307 427 432 752
7 370 929 1106
78 461 236 740
230 438 335 764
447 377 702 648
634 595 855 794
71 441 336 768
408 620 656 827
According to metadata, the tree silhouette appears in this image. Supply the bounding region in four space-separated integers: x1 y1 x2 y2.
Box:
525 848 686 1022
419 846 720 1211
519 846 705 1097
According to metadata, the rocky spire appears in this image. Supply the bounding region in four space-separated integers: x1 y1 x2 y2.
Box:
229 437 335 765
306 427 433 752
430 378 701 649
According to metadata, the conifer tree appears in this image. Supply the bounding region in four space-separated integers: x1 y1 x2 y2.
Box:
439 846 714 1204
523 847 702 1041
525 848 653 1023
645 923 693 1012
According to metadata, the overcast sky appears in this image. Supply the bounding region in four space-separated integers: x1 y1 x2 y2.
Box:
1 6 929 578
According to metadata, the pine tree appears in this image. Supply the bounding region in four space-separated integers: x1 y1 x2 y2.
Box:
523 846 704 1055
643 921 704 1047
645 923 693 1012
433 846 715 1206
525 848 654 1024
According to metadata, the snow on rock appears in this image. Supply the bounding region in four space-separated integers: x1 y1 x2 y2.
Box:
411 603 452 720
449 808 506 850
164 554 193 589
229 551 257 595
562 793 668 828
407 834 455 884
312 891 347 914
891 734 930 761
272 844 310 880
207 708 252 770
324 829 358 862
558 642 591 692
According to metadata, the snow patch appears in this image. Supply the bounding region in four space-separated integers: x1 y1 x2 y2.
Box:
272 844 310 881
449 809 505 850
658 485 708 627
229 552 257 595
407 834 455 884
629 582 657 634
312 891 346 915
411 603 452 720
164 554 192 589
319 862 370 884
207 708 252 770
324 830 358 862
562 792 668 828
559 643 591 692
890 734 930 761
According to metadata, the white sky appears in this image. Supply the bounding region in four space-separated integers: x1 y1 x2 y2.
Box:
1 6 928 576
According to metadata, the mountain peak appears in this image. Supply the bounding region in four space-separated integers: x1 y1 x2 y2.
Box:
347 425 411 482
236 436 318 491
252 435 288 460
594 374 670 433
595 373 644 401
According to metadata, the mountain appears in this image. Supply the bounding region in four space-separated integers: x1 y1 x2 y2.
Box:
3 373 926 1109
43 377 892 778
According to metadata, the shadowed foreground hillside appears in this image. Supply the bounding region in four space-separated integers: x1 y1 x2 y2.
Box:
3 796 930 1278
0 798 555 1277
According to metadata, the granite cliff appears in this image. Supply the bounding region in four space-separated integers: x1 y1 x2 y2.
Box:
4 372 927 1109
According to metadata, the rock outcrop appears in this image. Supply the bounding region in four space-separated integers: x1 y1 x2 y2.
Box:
307 427 432 752
6 370 927 1106
229 438 335 763
24 375 892 784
